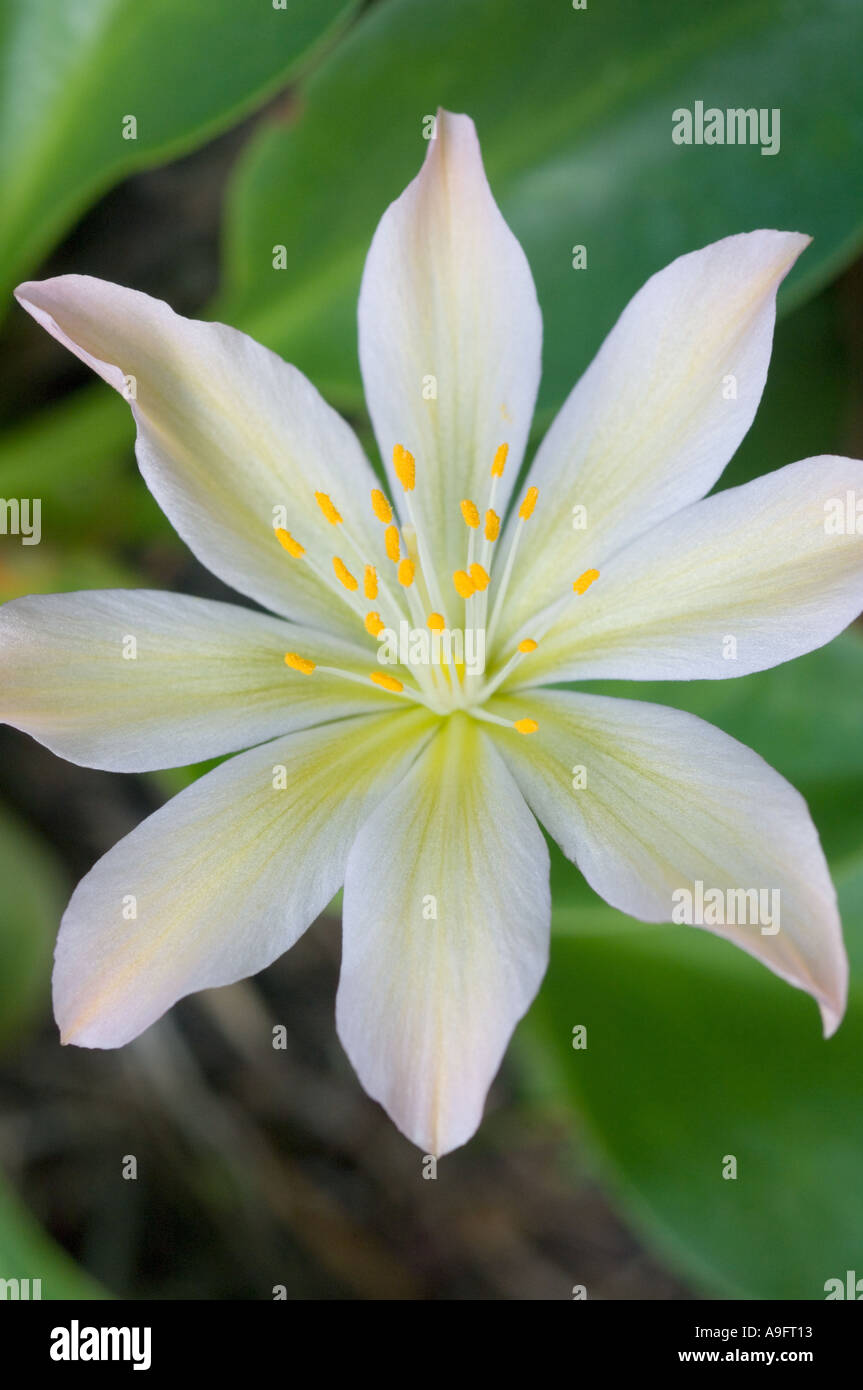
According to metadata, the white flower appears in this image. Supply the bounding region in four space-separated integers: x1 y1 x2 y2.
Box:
3 110 863 1156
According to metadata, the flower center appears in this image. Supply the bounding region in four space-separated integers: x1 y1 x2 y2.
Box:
274 443 599 734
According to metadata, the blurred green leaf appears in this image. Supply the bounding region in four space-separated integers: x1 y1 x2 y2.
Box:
526 852 863 1298
0 1169 107 1298
0 388 130 514
5 0 862 546
0 545 142 603
219 0 863 418
148 755 227 800
0 802 65 1050
0 256 850 558
524 628 863 1296
721 288 850 492
0 0 359 311
0 385 176 564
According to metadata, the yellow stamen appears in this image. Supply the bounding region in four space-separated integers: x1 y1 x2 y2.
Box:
468 562 490 591
484 509 500 542
393 444 416 492
314 491 342 525
518 486 539 520
460 499 480 529
364 565 378 600
371 488 393 524
453 569 475 599
492 443 509 478
384 525 400 563
333 556 358 591
285 652 315 675
370 671 404 693
427 613 445 631
401 523 419 563
518 639 538 653
574 567 600 595
274 527 305 558
365 611 385 637
397 558 415 588
514 718 538 735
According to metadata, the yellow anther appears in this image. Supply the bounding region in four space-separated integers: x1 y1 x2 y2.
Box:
285 652 315 675
427 613 445 631
370 671 404 693
333 556 359 591
384 525 400 563
484 509 500 542
365 611 385 637
274 527 305 558
492 443 509 478
518 639 538 654
371 488 393 524
453 569 476 599
460 499 480 529
574 567 600 595
514 718 539 735
468 562 490 591
393 444 416 492
364 565 378 600
314 491 342 525
397 558 415 588
518 485 539 520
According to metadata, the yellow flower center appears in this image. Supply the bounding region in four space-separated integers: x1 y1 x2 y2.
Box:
272 442 600 737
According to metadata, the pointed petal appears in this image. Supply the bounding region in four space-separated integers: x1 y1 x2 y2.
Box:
0 588 400 771
500 230 809 640
15 276 385 638
358 110 542 587
54 708 435 1048
336 712 550 1156
519 456 863 685
487 689 847 1036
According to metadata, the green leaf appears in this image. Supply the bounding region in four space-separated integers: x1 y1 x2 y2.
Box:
0 244 847 555
526 851 863 1298
219 0 863 418
0 0 359 311
0 803 65 1050
7 0 860 546
0 543 144 604
720 288 850 492
0 385 176 551
0 1169 107 1298
525 629 863 1297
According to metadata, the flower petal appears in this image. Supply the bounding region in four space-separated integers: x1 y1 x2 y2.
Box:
336 711 550 1156
54 708 436 1048
517 456 863 685
14 276 386 637
487 689 847 1036
0 588 399 771
358 110 542 588
499 230 809 640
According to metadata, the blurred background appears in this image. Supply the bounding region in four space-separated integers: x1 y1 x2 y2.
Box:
1 0 863 1299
